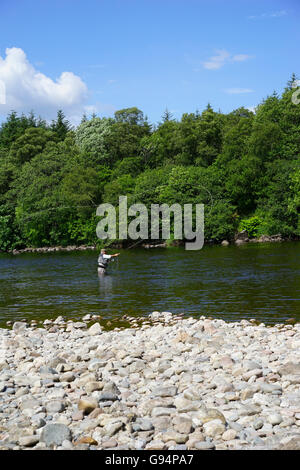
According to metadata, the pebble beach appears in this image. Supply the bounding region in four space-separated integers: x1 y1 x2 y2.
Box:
1 312 300 450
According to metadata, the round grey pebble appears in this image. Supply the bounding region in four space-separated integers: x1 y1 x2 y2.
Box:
40 423 72 447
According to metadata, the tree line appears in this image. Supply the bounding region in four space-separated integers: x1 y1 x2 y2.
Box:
0 76 299 251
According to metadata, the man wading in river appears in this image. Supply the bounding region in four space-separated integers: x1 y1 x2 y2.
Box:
98 249 120 275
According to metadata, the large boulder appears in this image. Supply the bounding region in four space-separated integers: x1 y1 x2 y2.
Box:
234 230 249 245
277 362 300 376
40 423 72 447
258 234 283 243
12 322 28 333
88 322 102 336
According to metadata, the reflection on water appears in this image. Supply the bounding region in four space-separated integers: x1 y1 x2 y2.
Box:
98 272 114 297
0 242 300 326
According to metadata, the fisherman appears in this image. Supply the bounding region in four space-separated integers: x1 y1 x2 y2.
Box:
98 248 120 275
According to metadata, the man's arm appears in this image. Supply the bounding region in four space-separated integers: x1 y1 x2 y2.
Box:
103 253 120 259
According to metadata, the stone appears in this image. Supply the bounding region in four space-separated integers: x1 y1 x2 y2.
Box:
279 437 300 450
72 410 84 421
145 440 166 450
46 400 65 414
240 403 262 416
62 440 74 450
194 441 215 450
98 392 119 402
172 416 193 434
19 436 39 447
259 383 282 394
31 417 46 429
85 381 104 393
268 413 282 425
220 355 234 368
13 322 27 332
193 408 226 425
19 398 41 411
240 388 255 400
278 363 300 376
235 230 249 242
104 421 123 437
132 418 154 432
185 431 204 448
2 310 300 451
103 381 120 395
183 387 202 401
102 439 118 449
40 423 72 447
72 322 87 329
78 398 99 415
89 408 103 419
151 407 176 417
78 418 99 432
161 430 188 444
88 359 104 372
152 386 178 398
54 316 64 324
75 436 98 446
243 369 263 381
152 417 172 431
48 357 66 369
88 323 102 336
203 419 226 438
253 418 264 430
0 359 8 371
174 397 200 412
222 429 237 441
82 314 91 321
60 372 75 383
40 366 58 375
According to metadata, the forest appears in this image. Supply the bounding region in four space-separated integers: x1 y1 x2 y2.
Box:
0 76 299 251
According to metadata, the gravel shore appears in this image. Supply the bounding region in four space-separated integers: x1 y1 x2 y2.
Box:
1 312 300 450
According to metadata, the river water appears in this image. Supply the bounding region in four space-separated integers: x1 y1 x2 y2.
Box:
0 242 299 327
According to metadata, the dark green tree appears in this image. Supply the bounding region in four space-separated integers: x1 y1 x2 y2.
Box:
51 110 72 141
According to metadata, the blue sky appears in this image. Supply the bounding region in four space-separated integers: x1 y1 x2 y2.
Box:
0 0 299 125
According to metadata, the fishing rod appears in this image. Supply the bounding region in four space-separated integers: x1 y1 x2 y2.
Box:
126 239 145 250
16 205 99 222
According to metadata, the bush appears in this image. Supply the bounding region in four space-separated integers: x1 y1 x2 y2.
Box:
67 216 99 244
0 215 23 251
238 216 263 238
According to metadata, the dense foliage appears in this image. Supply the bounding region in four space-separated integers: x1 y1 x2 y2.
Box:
0 79 300 251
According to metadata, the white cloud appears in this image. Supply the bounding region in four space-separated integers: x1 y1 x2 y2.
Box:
203 49 253 70
270 10 287 17
232 54 252 62
0 80 5 104
248 10 287 20
0 47 100 124
224 88 254 94
203 49 230 70
84 104 98 114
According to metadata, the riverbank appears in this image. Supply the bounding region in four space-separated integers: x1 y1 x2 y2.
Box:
2 232 296 255
7 245 97 255
1 313 300 450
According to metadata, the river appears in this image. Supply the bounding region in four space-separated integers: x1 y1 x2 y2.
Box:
0 242 299 327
